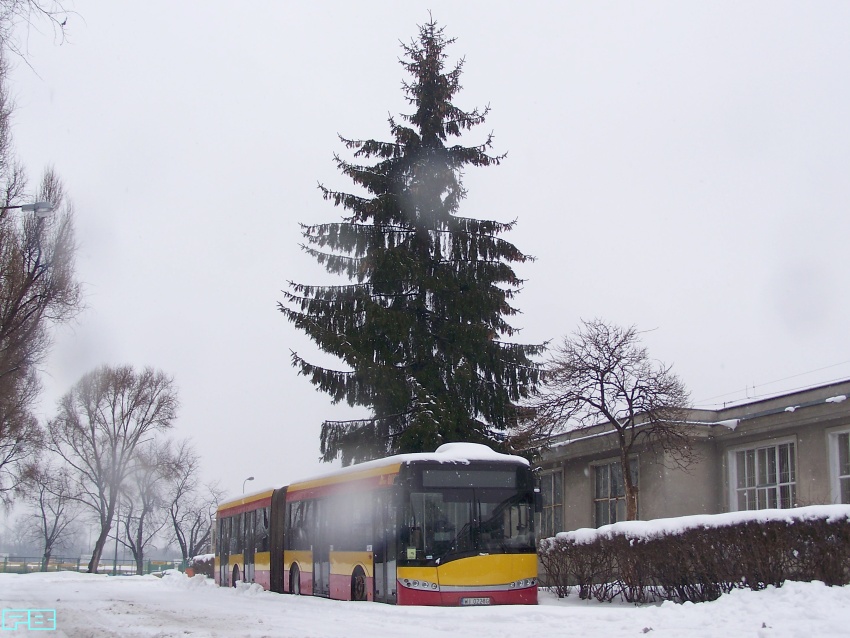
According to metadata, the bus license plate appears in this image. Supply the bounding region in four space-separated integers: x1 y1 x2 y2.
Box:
460 597 491 606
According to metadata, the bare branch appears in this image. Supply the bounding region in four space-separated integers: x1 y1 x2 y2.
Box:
19 458 79 569
517 319 692 520
162 439 222 562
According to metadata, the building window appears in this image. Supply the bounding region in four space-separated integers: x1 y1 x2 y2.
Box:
593 459 638 527
540 470 563 538
732 441 796 510
829 430 850 504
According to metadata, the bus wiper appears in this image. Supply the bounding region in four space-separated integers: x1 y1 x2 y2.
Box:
435 520 474 565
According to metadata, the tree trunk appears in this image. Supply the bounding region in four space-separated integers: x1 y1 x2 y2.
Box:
625 483 639 521
620 447 638 521
173 517 188 564
88 524 111 573
41 547 52 572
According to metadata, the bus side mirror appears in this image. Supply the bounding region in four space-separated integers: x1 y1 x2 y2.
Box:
533 488 542 514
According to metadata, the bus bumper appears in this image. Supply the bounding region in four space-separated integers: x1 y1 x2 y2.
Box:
397 584 537 606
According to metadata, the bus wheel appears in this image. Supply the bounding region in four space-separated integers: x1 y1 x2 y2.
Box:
232 565 240 588
290 565 301 595
351 567 367 601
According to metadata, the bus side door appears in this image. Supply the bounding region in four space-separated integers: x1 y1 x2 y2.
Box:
219 517 230 586
374 489 398 604
244 509 255 583
312 499 330 596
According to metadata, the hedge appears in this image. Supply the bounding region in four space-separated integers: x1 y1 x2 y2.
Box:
538 505 850 603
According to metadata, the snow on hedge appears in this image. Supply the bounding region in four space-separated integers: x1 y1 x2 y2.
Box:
544 504 850 547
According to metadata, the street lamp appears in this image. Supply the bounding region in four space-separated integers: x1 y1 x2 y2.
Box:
0 201 55 219
242 476 254 494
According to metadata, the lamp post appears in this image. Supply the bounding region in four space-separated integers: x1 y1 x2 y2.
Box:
0 201 55 218
242 476 254 494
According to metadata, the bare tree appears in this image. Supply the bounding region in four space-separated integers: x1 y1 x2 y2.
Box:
0 1 69 60
22 460 78 570
164 439 222 564
117 440 175 575
0 50 81 501
47 365 179 573
523 319 691 520
0 412 39 502
2 512 36 554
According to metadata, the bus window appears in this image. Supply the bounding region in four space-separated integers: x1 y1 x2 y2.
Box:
256 507 270 553
478 492 535 552
220 517 231 554
406 488 534 561
350 493 371 551
245 510 255 557
286 500 313 551
231 514 243 555
408 491 473 560
326 492 370 552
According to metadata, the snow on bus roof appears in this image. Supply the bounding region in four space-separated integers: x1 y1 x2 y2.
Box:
290 442 529 487
218 486 278 511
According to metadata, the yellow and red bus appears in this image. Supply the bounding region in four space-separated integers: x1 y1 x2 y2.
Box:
214 443 538 606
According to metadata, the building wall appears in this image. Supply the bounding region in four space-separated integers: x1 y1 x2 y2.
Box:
714 404 843 508
537 380 850 535
639 439 721 520
562 461 589 531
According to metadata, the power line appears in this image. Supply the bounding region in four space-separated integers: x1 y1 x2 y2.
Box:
694 360 850 407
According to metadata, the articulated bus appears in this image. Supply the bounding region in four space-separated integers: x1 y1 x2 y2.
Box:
213 443 539 606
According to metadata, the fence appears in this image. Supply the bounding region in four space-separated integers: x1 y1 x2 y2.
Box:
0 556 184 575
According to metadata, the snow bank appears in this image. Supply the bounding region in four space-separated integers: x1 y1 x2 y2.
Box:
161 569 217 590
2 571 849 637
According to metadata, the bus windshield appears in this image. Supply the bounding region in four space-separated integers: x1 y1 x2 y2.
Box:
406 487 534 563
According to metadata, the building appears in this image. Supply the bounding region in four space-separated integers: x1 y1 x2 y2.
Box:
536 379 850 537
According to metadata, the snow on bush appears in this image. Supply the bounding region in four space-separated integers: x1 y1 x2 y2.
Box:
546 504 850 546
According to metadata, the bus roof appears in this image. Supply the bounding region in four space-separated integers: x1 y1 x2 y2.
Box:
217 487 277 514
288 442 528 492
216 444 529 510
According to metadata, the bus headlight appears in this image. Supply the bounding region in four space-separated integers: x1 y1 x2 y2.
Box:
401 578 440 592
509 578 537 589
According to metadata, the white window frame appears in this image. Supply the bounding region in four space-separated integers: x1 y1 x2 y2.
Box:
827 426 850 504
727 436 797 512
539 469 563 539
591 457 638 528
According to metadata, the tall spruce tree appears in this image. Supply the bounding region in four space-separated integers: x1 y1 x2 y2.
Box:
281 20 542 465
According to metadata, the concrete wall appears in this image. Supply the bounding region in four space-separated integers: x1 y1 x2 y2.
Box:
713 404 845 508
537 380 850 534
639 439 721 520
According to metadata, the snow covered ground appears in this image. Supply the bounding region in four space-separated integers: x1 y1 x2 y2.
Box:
0 571 848 637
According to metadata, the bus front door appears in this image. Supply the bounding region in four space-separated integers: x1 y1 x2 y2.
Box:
374 490 398 604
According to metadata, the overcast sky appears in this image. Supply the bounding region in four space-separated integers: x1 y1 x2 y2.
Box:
6 1 850 497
